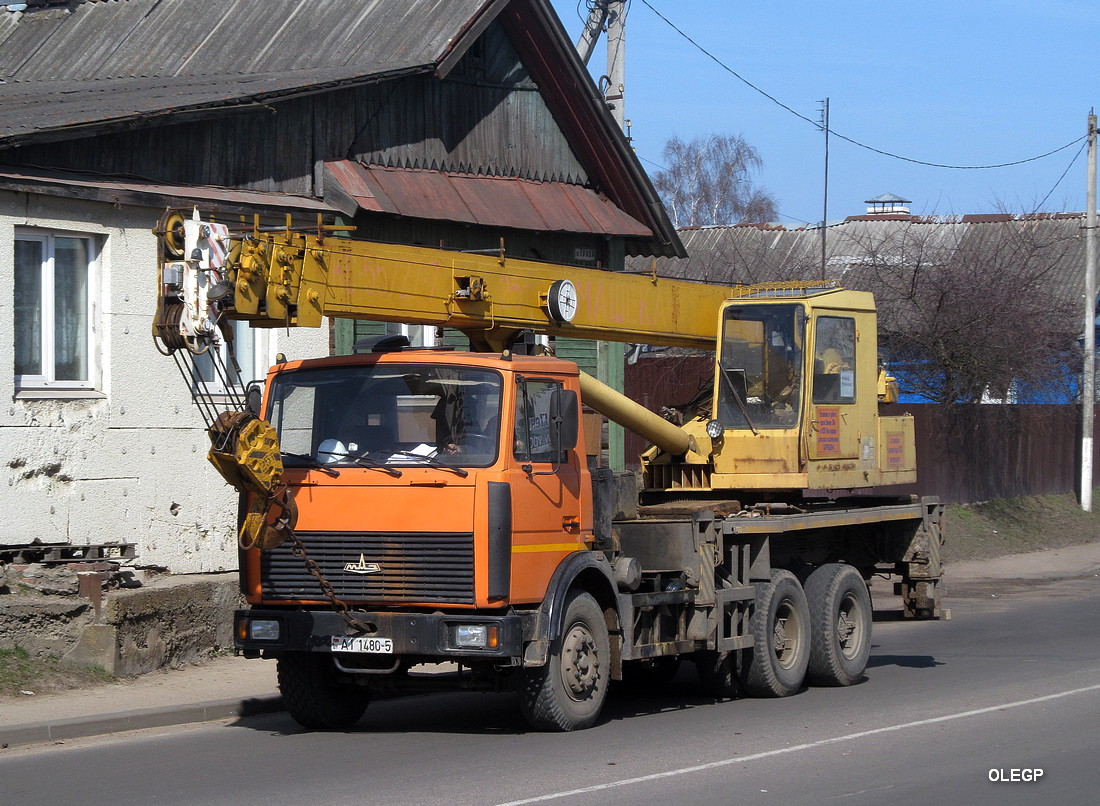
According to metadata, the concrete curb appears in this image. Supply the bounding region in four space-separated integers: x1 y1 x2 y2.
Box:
0 694 284 749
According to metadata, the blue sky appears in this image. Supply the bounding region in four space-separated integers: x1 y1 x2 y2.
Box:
549 0 1095 226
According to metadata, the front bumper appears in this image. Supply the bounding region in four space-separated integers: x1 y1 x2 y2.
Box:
234 608 525 661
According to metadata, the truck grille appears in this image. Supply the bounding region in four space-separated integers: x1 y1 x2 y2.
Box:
261 531 475 605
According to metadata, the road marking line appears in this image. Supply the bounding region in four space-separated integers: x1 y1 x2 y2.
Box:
495 682 1100 806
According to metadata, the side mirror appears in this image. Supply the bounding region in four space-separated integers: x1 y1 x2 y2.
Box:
550 388 579 452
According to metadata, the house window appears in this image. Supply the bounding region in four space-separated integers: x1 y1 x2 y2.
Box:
14 231 98 391
193 319 263 395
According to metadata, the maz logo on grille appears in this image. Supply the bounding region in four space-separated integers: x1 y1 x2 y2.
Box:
343 554 382 574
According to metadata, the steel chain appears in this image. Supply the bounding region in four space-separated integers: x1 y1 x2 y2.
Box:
286 530 373 634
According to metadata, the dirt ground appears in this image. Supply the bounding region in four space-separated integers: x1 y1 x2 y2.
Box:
942 490 1100 563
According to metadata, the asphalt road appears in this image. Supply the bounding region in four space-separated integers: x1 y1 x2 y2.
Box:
3 576 1098 806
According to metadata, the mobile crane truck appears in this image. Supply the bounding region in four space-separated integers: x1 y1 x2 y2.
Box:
153 209 943 731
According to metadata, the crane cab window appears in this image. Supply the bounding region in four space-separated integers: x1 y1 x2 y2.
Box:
812 317 856 404
718 304 804 430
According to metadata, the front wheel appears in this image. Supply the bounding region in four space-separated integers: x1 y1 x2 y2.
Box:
519 590 610 731
805 563 872 686
739 569 810 697
277 651 371 730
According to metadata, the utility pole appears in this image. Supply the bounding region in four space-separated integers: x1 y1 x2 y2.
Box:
576 0 627 131
576 1 628 470
576 2 607 65
1083 111 1097 511
604 1 626 130
819 98 830 280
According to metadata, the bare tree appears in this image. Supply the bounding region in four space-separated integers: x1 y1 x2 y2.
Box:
653 134 778 227
838 217 1081 403
648 214 1083 404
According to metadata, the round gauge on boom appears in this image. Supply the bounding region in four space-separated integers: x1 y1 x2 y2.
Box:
547 279 579 323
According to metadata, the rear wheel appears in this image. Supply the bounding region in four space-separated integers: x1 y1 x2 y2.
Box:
519 590 610 731
739 570 810 697
805 563 872 686
277 651 370 730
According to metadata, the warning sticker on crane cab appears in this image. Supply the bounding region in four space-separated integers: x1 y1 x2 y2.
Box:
816 408 840 454
886 432 906 467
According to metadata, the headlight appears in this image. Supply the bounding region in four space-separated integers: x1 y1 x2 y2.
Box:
455 624 488 648
248 619 281 641
453 623 500 649
706 419 724 439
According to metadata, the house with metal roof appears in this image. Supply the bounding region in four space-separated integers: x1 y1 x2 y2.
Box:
0 0 682 574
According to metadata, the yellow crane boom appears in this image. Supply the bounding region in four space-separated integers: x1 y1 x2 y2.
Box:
156 210 760 352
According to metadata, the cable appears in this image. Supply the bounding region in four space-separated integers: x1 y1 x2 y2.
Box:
642 145 814 224
637 0 1085 170
1031 139 1087 214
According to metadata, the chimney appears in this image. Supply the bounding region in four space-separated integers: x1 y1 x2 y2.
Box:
864 193 911 215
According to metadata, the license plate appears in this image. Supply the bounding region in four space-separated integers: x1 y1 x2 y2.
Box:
330 635 393 654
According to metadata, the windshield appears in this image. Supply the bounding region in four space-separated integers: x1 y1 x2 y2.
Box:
267 362 502 469
718 303 804 430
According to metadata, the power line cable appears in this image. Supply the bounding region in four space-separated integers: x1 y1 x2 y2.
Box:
637 0 1085 170
1031 139 1087 213
638 154 812 225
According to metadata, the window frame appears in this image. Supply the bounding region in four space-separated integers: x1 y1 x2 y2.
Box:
811 315 858 405
14 229 100 394
716 302 805 431
192 318 267 398
513 376 566 464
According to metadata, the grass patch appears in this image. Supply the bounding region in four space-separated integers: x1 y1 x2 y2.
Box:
0 645 114 698
944 489 1100 562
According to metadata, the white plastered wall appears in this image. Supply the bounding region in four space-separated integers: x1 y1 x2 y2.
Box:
0 191 331 573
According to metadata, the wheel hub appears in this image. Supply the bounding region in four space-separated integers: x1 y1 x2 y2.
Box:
772 617 793 657
562 624 600 698
772 599 803 669
837 592 863 658
837 611 856 646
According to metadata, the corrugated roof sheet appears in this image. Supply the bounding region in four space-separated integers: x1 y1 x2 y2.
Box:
0 0 495 141
0 68 408 141
0 0 684 258
324 161 651 237
633 214 1087 308
0 164 337 214
2 0 485 80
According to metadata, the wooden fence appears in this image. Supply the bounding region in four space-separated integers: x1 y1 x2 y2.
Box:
624 356 1093 505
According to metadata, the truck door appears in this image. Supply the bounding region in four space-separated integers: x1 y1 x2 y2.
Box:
808 314 860 460
507 377 585 603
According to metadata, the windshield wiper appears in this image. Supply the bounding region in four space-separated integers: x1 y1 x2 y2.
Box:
720 368 759 436
280 451 341 477
299 448 403 477
386 450 470 478
347 453 402 477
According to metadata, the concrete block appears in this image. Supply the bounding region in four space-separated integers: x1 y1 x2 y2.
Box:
61 623 119 675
